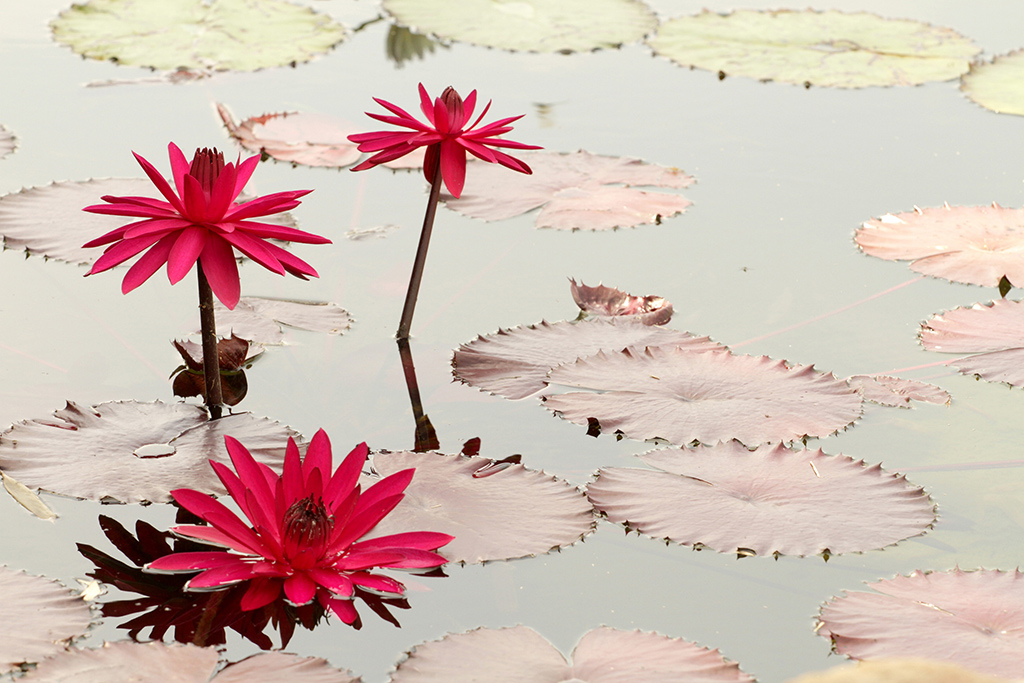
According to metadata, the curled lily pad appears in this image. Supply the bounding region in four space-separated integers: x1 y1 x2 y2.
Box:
171 336 263 406
856 204 1024 287
51 0 347 73
588 443 935 557
818 569 1024 678
570 279 673 325
0 401 297 504
364 451 595 564
846 375 950 408
218 104 362 168
961 50 1024 116
203 297 353 345
0 125 15 159
545 346 862 446
0 567 93 673
382 0 657 54
920 299 1024 387
446 151 694 231
389 625 753 682
648 9 980 88
453 318 721 400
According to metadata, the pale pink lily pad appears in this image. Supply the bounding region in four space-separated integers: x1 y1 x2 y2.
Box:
363 451 595 564
0 125 15 159
0 179 298 266
587 442 934 557
856 204 1024 287
0 401 297 504
20 642 360 683
920 299 1024 386
218 103 362 168
818 568 1024 679
545 347 862 446
0 567 93 673
446 150 695 231
389 625 753 683
201 297 352 345
570 279 673 325
453 319 722 400
846 375 950 408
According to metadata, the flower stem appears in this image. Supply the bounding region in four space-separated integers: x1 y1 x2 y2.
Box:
397 337 439 452
197 262 223 420
397 162 444 340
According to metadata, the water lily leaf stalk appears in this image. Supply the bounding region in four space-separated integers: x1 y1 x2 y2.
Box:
197 262 224 420
398 162 443 339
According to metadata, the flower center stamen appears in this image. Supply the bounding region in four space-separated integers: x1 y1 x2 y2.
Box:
188 147 225 194
283 496 334 558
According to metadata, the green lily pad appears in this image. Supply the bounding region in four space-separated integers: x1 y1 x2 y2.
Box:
962 50 1024 116
382 0 657 53
648 9 980 88
51 0 347 72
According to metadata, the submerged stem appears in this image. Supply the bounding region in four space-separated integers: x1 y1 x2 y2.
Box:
197 262 223 420
397 162 444 340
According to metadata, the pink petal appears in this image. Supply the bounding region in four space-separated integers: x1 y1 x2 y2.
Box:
418 83 435 125
327 494 404 554
349 531 454 553
166 225 208 284
333 549 409 571
439 139 467 197
283 572 318 605
350 571 405 595
168 142 191 200
87 232 166 274
170 488 266 555
146 551 241 572
224 436 278 525
241 577 283 611
433 97 451 135
489 148 534 174
121 234 176 293
319 592 359 624
187 562 260 589
182 174 209 221
261 241 319 279
303 429 332 488
223 189 311 221
233 219 331 244
82 222 132 249
122 217 193 240
198 235 241 309
83 202 178 219
306 568 354 597
133 149 186 215
282 436 304 506
219 230 286 276
207 160 237 220
233 154 260 199
462 90 478 125
323 442 367 511
358 468 415 511
171 524 247 549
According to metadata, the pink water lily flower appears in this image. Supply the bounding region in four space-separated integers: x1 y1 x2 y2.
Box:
147 430 453 624
83 143 331 309
348 83 542 197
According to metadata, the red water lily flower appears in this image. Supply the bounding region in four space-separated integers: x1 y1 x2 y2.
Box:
147 429 453 624
83 143 331 309
348 83 542 197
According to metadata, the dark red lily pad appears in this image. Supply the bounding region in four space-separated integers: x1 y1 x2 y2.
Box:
545 347 862 446
570 279 673 325
204 297 352 345
453 319 722 400
218 104 362 168
0 179 299 266
856 204 1024 287
0 400 297 504
389 625 753 682
846 375 950 408
588 442 934 557
920 299 1024 387
446 150 695 231
20 642 361 682
364 451 595 564
818 568 1024 678
0 567 93 673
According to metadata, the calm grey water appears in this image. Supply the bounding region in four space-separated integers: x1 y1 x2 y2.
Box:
2 1 1024 680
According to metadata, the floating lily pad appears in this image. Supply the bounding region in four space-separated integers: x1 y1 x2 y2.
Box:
545 347 861 446
51 0 347 72
818 569 1024 678
202 297 352 345
961 50 1024 116
856 204 1024 287
846 375 950 408
0 401 297 504
788 659 1013 683
19 642 361 682
0 125 15 159
364 451 594 564
218 104 362 168
390 625 753 682
0 179 299 266
920 299 1024 387
570 279 673 325
446 151 694 231
0 567 93 673
588 443 934 557
648 9 980 88
453 319 721 401
382 0 657 53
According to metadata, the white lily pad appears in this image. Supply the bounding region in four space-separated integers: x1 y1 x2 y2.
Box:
365 451 595 564
0 567 93 673
382 0 657 53
0 401 297 504
389 625 754 682
545 346 862 446
648 9 980 88
846 375 950 408
961 50 1024 116
570 279 673 325
588 443 935 557
218 104 363 168
51 0 347 72
920 299 1024 387
202 297 353 345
